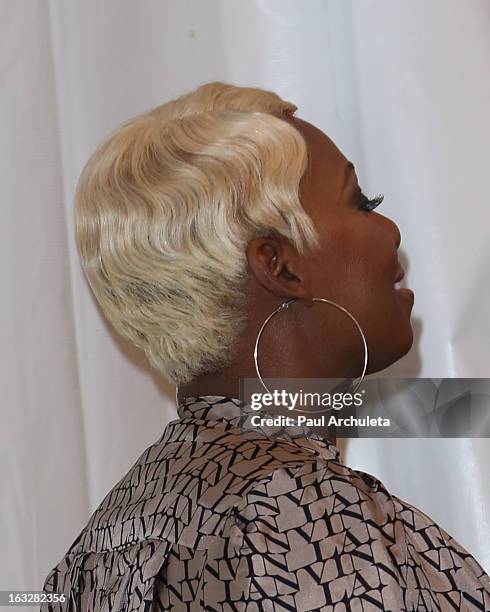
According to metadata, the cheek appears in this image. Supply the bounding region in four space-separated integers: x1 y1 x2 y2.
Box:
304 217 413 370
308 222 393 304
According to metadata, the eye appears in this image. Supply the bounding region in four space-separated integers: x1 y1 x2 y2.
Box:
358 192 384 212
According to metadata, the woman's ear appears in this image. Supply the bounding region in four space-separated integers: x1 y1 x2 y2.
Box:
246 235 310 300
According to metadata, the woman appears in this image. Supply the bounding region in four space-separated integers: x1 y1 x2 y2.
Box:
42 82 490 611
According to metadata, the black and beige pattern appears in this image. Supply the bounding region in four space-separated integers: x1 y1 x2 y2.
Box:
41 395 490 611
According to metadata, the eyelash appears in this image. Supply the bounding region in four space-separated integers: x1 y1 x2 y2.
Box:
358 192 385 212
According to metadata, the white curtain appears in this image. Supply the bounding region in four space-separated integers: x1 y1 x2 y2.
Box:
2 0 489 595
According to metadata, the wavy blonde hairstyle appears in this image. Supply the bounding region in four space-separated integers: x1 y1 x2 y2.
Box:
75 81 321 386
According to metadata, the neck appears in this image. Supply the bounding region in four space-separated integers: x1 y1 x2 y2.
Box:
176 375 338 446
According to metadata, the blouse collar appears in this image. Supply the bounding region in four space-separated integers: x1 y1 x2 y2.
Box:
177 394 341 462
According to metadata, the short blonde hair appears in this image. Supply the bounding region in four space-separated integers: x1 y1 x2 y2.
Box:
75 81 320 386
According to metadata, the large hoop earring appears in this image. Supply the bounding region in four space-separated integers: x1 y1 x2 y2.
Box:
253 297 369 411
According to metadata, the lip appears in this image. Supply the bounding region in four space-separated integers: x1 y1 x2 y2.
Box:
394 263 405 283
393 261 414 303
396 287 415 304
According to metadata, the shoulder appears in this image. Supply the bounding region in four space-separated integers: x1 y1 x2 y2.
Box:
224 460 490 610
40 431 327 610
199 459 406 610
41 426 325 563
227 455 396 555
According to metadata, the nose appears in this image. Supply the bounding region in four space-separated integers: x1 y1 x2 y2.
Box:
393 220 401 249
378 212 401 249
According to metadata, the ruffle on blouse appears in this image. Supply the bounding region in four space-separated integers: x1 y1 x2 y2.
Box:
42 538 172 611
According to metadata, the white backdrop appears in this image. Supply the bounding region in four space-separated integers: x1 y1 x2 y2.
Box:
1 0 489 595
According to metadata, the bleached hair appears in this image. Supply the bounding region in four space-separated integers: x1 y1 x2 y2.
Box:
75 81 321 386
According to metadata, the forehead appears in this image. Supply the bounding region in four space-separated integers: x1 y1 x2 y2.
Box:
290 116 347 165
286 116 351 213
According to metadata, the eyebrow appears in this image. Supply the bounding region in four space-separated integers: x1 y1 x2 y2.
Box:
339 162 356 200
343 162 355 187
335 162 357 209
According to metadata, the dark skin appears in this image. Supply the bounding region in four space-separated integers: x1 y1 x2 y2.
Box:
177 116 415 445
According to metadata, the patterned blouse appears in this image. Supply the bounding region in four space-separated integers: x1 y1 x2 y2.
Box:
41 395 490 611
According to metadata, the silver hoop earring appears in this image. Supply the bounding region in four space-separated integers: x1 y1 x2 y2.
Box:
253 297 368 409
175 386 179 407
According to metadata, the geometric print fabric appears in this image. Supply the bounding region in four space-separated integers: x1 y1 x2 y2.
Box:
41 395 490 611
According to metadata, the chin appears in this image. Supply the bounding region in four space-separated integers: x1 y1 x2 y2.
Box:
367 322 414 374
400 322 415 356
